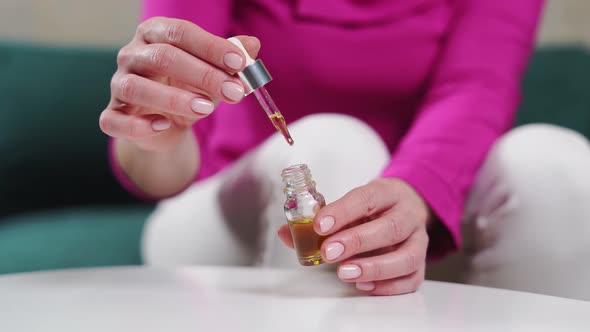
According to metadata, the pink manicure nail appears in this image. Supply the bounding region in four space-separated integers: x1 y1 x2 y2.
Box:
338 264 361 280
223 53 243 70
325 242 344 261
191 98 214 114
319 216 335 233
151 118 170 131
221 81 245 101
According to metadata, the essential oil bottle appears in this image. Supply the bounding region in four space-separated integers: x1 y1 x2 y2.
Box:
281 164 326 266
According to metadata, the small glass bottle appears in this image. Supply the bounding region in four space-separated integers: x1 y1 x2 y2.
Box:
281 164 326 266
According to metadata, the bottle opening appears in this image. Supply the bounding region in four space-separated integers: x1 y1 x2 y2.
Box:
281 164 313 189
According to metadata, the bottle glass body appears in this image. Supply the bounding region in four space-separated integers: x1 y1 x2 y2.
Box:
282 164 326 266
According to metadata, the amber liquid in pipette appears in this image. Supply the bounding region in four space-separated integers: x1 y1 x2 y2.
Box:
268 112 294 146
253 87 294 146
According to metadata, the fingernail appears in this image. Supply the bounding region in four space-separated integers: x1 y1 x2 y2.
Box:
319 216 335 233
151 118 170 131
191 98 214 114
356 282 375 291
338 264 361 280
221 81 244 101
325 242 344 261
224 53 243 70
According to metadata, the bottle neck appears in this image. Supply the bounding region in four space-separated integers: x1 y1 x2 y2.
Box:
282 164 316 196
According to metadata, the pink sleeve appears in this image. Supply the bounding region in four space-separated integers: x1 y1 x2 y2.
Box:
142 0 233 36
381 0 545 253
109 0 233 199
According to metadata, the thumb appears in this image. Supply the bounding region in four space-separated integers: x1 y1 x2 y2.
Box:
233 35 261 59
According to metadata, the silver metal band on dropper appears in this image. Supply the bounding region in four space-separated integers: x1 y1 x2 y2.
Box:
238 59 273 95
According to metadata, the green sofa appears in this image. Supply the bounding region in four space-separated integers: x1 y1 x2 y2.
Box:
1 41 589 275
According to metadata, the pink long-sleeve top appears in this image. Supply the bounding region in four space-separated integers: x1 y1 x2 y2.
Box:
124 0 544 252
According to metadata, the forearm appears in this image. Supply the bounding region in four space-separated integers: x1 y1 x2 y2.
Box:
383 0 543 254
114 129 199 199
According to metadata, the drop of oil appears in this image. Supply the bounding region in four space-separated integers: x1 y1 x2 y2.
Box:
269 112 294 146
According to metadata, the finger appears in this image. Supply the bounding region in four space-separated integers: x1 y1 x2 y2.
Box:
277 224 295 249
137 17 260 72
314 180 400 235
110 73 215 118
320 211 415 262
356 266 425 296
99 109 168 139
238 35 261 59
117 44 244 103
336 231 427 282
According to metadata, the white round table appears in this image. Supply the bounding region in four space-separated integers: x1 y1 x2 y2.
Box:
0 266 587 331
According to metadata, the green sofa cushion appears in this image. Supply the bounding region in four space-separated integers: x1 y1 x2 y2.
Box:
517 47 590 137
0 206 152 274
0 42 137 218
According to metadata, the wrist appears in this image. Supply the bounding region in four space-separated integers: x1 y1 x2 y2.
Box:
116 127 193 165
114 129 199 198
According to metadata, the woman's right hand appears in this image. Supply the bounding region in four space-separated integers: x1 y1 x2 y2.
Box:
100 17 260 152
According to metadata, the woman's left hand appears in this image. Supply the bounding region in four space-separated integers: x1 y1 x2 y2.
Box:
278 178 431 296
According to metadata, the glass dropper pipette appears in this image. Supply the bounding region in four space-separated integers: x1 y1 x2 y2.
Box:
228 37 294 145
252 86 294 145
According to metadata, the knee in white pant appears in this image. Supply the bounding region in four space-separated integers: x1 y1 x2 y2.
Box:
493 124 590 180
472 124 590 264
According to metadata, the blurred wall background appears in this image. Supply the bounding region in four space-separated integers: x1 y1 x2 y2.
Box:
0 0 588 47
0 0 140 47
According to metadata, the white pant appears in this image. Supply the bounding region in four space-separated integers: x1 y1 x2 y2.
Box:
142 114 590 301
